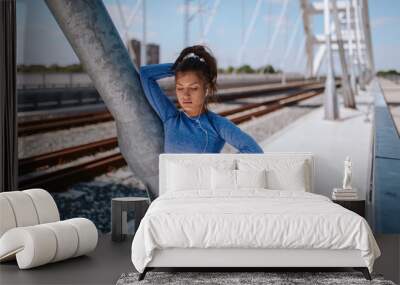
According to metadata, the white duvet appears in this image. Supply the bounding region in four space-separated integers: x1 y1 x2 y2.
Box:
131 189 381 273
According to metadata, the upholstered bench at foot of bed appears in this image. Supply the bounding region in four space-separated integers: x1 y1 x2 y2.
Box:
0 218 98 269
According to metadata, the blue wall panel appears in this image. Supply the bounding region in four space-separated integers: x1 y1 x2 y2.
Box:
372 81 400 234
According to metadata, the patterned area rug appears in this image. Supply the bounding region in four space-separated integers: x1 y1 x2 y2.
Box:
50 181 147 233
116 271 396 285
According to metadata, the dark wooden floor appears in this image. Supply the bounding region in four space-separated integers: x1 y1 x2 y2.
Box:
0 233 134 285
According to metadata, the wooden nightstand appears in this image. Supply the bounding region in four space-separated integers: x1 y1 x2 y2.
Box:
332 199 365 218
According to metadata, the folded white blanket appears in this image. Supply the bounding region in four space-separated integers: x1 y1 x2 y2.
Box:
131 190 380 273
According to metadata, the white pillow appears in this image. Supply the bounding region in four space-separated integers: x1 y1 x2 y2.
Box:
211 168 236 191
167 161 211 191
211 168 268 191
267 161 306 191
236 169 267 189
237 159 308 191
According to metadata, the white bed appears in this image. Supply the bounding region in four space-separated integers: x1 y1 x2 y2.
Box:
131 153 380 281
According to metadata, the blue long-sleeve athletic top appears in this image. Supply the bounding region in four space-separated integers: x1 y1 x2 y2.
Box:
139 62 264 154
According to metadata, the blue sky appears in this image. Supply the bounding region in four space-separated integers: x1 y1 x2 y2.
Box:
17 0 400 73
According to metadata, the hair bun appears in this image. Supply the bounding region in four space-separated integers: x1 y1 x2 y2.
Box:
183 52 205 62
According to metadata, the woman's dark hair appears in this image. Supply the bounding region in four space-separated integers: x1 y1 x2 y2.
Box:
172 45 218 109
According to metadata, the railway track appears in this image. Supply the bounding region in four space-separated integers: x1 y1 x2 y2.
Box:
19 83 336 192
18 80 321 136
19 137 118 175
18 111 114 136
230 88 323 124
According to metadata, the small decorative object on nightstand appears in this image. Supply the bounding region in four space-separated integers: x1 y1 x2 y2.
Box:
342 155 353 190
332 156 365 217
332 199 365 218
332 155 359 200
332 187 359 200
111 197 150 242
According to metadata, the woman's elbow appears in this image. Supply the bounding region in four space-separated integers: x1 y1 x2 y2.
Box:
238 144 264 154
251 146 264 154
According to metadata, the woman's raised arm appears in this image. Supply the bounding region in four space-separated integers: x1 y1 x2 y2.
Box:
139 63 178 122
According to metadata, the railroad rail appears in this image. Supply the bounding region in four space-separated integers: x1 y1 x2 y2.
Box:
18 83 337 192
18 111 114 136
18 80 321 136
19 137 118 175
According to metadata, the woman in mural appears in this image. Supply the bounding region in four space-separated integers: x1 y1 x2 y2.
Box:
139 44 264 154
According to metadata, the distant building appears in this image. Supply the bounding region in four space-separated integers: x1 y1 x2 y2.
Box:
146 43 160 65
128 39 141 67
127 39 160 67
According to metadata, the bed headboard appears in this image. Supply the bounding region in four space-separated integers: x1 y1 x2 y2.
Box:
159 153 315 196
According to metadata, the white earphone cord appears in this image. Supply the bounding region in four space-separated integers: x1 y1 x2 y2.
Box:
196 89 209 153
